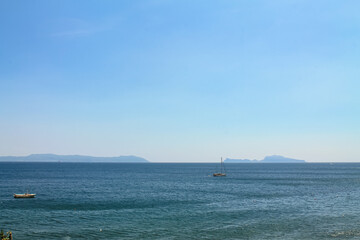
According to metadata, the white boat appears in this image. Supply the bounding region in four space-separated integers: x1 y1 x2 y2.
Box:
13 193 36 198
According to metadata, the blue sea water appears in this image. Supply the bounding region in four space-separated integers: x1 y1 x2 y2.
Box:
1 163 360 239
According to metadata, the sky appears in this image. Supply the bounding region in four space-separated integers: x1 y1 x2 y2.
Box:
0 0 359 162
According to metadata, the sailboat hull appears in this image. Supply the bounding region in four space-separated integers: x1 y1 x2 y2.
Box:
213 173 226 177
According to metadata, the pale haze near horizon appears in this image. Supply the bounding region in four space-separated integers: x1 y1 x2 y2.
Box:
1 0 359 162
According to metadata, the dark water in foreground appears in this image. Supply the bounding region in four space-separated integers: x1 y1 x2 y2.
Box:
1 163 360 239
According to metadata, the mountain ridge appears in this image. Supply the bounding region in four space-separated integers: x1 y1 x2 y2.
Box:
225 155 305 163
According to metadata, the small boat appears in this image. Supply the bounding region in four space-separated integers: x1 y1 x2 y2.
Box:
213 157 226 177
13 192 36 198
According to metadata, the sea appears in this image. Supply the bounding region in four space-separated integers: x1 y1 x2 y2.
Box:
1 162 360 239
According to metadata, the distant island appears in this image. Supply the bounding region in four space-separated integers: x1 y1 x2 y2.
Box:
0 154 149 163
224 155 306 163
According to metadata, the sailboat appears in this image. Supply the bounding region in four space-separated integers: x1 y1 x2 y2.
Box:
213 157 226 177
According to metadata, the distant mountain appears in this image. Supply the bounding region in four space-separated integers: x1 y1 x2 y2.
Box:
224 155 305 163
261 155 305 163
225 158 254 163
0 154 149 163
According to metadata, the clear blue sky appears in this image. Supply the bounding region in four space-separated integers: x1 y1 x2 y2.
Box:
1 0 359 162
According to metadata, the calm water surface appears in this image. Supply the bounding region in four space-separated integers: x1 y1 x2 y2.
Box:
1 163 360 239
